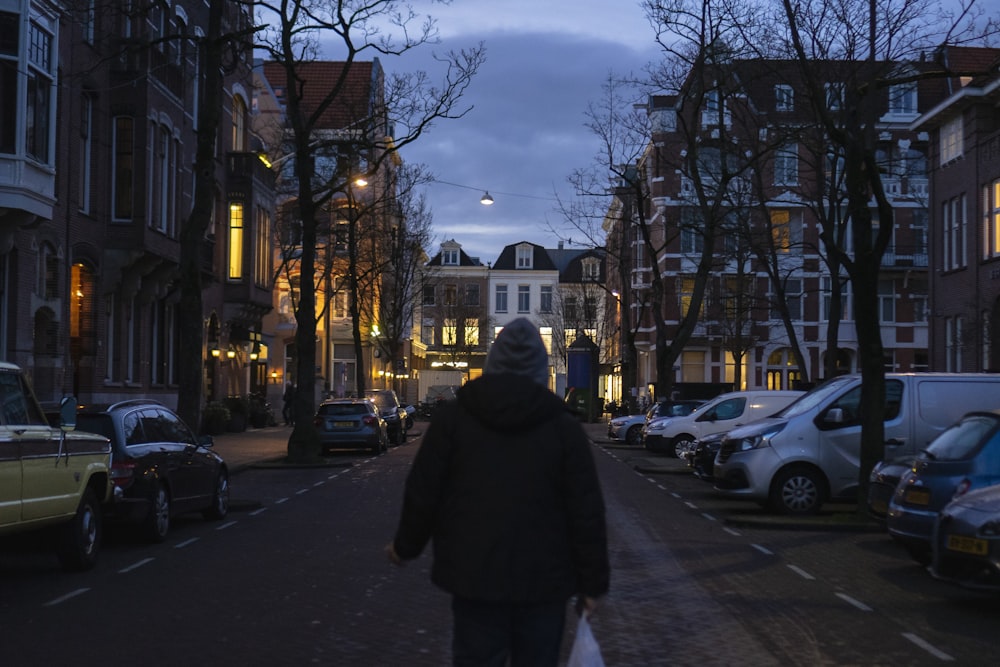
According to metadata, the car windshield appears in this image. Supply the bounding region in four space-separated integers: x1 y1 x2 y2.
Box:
366 392 396 409
76 414 115 440
925 414 1000 461
774 375 856 419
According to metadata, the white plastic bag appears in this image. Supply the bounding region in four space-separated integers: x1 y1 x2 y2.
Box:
567 614 605 667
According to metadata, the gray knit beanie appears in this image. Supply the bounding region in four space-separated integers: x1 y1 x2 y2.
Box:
484 318 549 386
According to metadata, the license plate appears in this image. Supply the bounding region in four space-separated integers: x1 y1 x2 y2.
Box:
332 421 354 428
904 488 930 506
947 534 988 555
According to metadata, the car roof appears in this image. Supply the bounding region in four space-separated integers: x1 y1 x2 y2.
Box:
79 399 166 414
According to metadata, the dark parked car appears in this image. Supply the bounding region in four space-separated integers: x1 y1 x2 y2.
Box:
314 399 388 455
606 400 704 447
364 389 409 444
686 431 726 481
76 400 228 543
886 410 1000 564
931 483 1000 592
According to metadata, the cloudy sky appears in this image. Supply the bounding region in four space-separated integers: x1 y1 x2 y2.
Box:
378 1 663 264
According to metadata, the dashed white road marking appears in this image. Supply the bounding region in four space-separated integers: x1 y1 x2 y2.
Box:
684 501 698 509
119 557 155 574
723 527 742 537
836 593 872 611
276 497 289 504
313 480 325 487
44 588 90 606
174 538 199 548
751 543 773 555
787 564 815 580
250 507 268 516
671 492 682 499
701 513 716 522
902 633 954 661
215 520 237 531
295 488 309 495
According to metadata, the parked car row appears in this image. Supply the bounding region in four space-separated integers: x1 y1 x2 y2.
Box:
607 399 704 447
659 372 1000 592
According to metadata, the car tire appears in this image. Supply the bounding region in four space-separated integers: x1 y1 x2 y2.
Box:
625 425 642 447
143 482 171 543
370 439 382 455
769 466 826 515
56 488 102 572
202 471 230 520
672 434 695 459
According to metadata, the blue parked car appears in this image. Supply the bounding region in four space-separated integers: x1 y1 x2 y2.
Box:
887 410 1000 564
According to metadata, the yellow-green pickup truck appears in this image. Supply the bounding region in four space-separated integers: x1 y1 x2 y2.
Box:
0 362 112 570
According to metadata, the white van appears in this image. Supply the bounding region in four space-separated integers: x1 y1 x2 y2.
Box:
642 390 805 458
713 373 1000 515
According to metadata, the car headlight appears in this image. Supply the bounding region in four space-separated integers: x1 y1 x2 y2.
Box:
732 423 786 452
646 420 668 433
610 418 626 427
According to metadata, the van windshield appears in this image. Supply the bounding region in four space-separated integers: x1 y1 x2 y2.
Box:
774 375 857 419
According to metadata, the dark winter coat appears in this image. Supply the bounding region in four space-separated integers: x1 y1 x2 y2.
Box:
392 373 610 603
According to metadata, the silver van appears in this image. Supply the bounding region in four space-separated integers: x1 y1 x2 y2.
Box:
642 390 804 458
713 373 1000 514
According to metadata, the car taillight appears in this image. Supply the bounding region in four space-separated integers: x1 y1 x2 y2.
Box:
110 460 137 488
363 415 377 426
953 478 972 498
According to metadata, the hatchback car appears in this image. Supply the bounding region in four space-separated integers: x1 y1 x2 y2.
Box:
686 431 727 481
315 399 388 455
887 410 1000 564
364 389 409 445
931 483 1000 592
76 400 229 543
607 400 704 447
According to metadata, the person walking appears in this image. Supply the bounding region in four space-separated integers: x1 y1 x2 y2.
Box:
386 317 610 666
282 382 295 426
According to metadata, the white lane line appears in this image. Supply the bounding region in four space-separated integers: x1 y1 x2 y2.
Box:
313 480 325 487
646 477 657 484
250 507 268 516
723 527 742 537
295 488 309 495
119 557 155 574
656 484 666 491
44 588 90 606
701 513 717 522
751 543 773 555
902 633 954 661
174 538 199 548
215 521 237 531
787 564 815 580
835 593 872 612
275 497 289 504
671 492 682 499
684 501 698 509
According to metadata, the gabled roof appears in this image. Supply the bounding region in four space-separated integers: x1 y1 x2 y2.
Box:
260 60 378 131
426 242 484 267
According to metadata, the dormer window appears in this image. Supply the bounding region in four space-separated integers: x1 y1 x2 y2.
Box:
443 249 459 265
775 84 793 112
516 245 533 269
582 258 600 280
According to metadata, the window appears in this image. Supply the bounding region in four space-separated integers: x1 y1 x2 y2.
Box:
420 318 434 345
465 283 480 306
71 261 97 364
443 319 457 346
822 276 851 321
775 84 793 111
0 12 17 154
231 94 247 151
495 284 508 313
565 296 578 321
878 279 895 322
944 194 967 270
825 82 844 111
941 116 963 163
422 285 435 306
985 181 1000 259
679 277 698 316
26 20 53 163
582 258 600 280
105 294 118 381
888 81 917 115
464 318 479 347
774 143 798 186
79 94 93 213
254 206 270 288
443 284 457 306
40 242 59 300
228 202 244 279
516 246 532 269
771 210 791 251
771 278 801 321
540 285 553 313
517 285 530 313
443 249 459 265
113 117 135 219
680 210 703 254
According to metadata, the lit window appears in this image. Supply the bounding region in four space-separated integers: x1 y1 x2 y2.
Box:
228 202 244 279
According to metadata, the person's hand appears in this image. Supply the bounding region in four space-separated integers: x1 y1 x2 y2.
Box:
575 595 599 617
385 541 404 567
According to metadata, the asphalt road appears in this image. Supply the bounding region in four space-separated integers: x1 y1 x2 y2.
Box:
2 423 1000 665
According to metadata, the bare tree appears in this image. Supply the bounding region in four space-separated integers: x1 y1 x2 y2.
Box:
256 0 484 462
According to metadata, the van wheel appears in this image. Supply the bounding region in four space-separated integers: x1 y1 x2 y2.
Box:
56 488 102 571
769 466 825 515
672 434 695 459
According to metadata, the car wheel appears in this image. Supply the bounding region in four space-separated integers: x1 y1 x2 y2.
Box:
769 466 826 515
56 488 102 571
625 425 642 447
672 434 695 459
203 471 230 520
370 438 382 455
143 482 171 542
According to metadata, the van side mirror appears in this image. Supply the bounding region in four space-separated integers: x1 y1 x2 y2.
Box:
824 408 844 424
59 396 78 431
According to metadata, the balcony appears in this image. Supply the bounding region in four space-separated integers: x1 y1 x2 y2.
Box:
881 245 928 269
